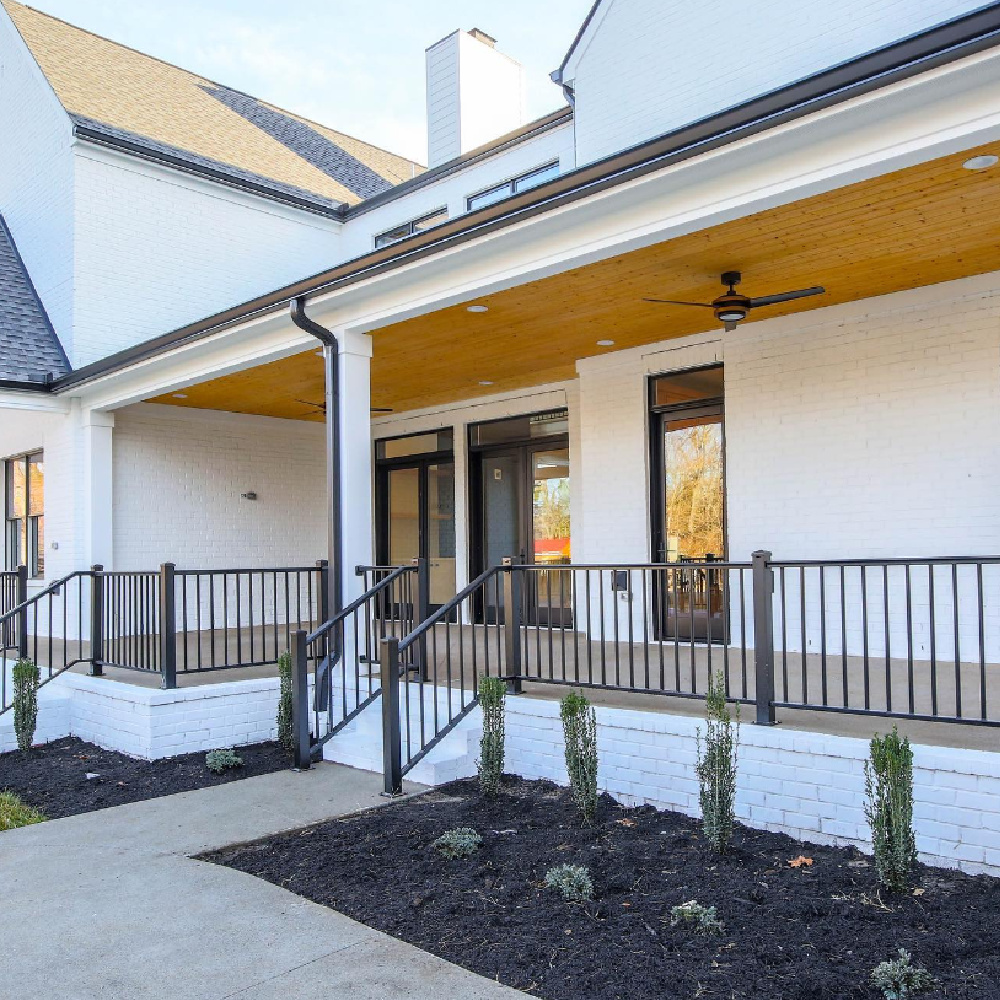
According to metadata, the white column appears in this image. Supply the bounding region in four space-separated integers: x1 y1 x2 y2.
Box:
338 331 374 604
81 408 114 569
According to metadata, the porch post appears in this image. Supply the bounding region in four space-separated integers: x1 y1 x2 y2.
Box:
81 408 115 569
752 550 776 725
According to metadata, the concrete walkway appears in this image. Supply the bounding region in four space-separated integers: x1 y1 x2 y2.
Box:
0 763 524 999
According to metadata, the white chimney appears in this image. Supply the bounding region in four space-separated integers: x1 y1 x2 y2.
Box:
425 28 527 168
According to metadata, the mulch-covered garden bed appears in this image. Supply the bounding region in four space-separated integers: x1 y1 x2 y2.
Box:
204 776 1000 999
0 736 290 820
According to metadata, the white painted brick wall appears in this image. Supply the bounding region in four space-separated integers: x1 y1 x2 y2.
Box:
0 7 74 348
567 0 985 165
111 403 326 570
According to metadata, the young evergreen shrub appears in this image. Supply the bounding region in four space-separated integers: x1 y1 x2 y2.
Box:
432 827 482 859
205 748 243 774
0 791 45 831
477 676 506 797
870 949 934 999
560 690 598 824
544 864 593 902
865 726 916 892
695 671 739 853
669 899 724 935
277 650 294 753
12 658 39 753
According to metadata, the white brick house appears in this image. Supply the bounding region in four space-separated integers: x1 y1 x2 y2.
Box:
3 0 1000 872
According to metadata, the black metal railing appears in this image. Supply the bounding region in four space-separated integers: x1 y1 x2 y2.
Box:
1 567 25 654
0 569 91 716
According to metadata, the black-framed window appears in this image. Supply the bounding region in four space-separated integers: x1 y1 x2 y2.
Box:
374 207 448 249
5 451 44 578
466 161 560 212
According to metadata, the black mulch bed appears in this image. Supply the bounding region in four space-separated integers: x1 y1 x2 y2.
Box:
0 736 292 820
204 776 1000 1000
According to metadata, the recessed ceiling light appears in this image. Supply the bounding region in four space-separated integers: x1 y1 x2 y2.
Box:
315 350 324 357
478 380 494 386
596 339 615 347
963 155 999 171
467 304 489 313
172 393 188 399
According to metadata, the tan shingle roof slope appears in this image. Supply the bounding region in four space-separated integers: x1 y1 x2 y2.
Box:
3 1 422 208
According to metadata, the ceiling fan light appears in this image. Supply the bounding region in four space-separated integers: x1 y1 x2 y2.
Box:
716 307 746 323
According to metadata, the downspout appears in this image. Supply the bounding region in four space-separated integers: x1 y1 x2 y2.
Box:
289 298 343 657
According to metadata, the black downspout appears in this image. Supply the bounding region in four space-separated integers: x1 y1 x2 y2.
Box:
289 298 343 660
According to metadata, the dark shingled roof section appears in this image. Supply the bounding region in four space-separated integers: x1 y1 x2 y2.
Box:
0 213 69 383
71 115 347 214
203 86 395 202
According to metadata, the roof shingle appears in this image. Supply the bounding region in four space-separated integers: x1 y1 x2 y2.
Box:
0 213 69 383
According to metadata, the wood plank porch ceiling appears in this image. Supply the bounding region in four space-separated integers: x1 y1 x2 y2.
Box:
150 140 1000 419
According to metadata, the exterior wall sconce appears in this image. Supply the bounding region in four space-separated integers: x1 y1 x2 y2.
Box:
241 491 258 501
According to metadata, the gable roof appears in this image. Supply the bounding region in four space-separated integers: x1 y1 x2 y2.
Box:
552 0 607 85
2 1 422 211
0 214 69 383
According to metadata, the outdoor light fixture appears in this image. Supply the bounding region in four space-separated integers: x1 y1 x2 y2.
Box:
467 304 489 313
172 393 188 399
963 155 999 171
596 339 615 346
478 379 494 386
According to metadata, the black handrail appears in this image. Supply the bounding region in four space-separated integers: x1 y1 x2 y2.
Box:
307 564 413 644
398 565 500 652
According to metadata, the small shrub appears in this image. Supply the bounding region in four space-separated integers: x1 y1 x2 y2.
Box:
670 899 723 935
560 690 598 824
545 863 593 902
871 949 934 999
0 791 45 831
277 650 294 753
865 726 916 893
205 748 243 774
12 658 40 753
432 827 482 859
477 676 506 797
695 671 739 853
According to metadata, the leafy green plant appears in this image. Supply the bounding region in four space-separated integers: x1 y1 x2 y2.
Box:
277 650 294 753
0 791 45 831
12 658 39 753
544 863 593 902
432 827 482 859
870 949 934 999
695 671 739 853
670 899 723 935
205 748 243 774
477 676 506 797
560 690 598 824
865 726 916 892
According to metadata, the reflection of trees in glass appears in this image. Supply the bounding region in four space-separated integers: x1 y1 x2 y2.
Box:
665 424 723 559
533 478 570 540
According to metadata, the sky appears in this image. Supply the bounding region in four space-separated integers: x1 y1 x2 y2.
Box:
24 0 594 164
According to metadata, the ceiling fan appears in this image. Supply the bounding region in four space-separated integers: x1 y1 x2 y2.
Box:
295 399 393 415
644 271 825 331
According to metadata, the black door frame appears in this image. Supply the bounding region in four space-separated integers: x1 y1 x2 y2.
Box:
375 446 455 613
469 428 571 626
648 365 728 643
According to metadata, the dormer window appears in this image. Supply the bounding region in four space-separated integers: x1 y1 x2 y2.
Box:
466 160 559 212
374 208 448 249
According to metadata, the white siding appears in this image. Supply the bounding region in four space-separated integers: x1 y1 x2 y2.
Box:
111 404 326 570
0 6 74 347
566 0 986 164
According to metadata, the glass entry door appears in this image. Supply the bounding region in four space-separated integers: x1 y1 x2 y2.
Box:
651 367 726 642
376 431 456 611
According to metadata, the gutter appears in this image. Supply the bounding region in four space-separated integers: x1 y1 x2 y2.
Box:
19 3 1000 396
289 298 343 675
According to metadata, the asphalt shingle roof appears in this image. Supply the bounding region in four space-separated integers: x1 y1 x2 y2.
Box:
0 214 69 383
2 1 422 209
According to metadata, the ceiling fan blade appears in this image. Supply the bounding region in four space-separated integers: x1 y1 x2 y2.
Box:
370 407 393 413
747 286 825 308
642 298 715 308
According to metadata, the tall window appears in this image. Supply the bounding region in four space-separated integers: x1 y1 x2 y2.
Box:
5 452 44 577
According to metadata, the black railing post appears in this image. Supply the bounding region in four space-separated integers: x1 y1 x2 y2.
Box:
752 550 776 725
291 628 312 769
413 557 429 681
15 564 28 659
159 562 177 690
90 564 104 676
502 560 522 694
317 559 330 624
380 635 403 795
